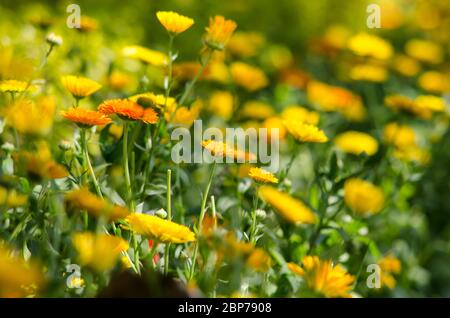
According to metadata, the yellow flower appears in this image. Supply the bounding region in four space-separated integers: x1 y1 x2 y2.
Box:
65 187 130 221
246 248 272 272
378 256 401 289
418 71 450 94
415 95 446 113
208 90 234 120
4 97 55 136
248 167 278 184
108 71 133 91
156 11 194 34
281 106 320 125
62 108 112 128
258 186 316 224
72 232 128 272
165 99 202 128
385 94 444 119
287 262 305 276
393 146 430 165
122 45 168 66
239 101 274 120
75 16 98 33
383 123 416 149
405 39 443 64
263 117 287 140
285 121 328 143
202 140 256 162
349 64 388 83
204 15 237 50
334 131 378 156
0 79 32 94
230 62 268 91
130 92 176 110
344 178 384 215
61 75 102 98
125 213 195 244
392 54 421 77
290 256 355 298
227 32 265 57
347 33 393 60
0 187 28 208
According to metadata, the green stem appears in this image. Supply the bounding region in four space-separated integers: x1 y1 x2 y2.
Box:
81 129 102 198
164 169 172 276
189 161 217 281
249 192 259 244
280 143 301 182
211 195 217 230
122 121 135 211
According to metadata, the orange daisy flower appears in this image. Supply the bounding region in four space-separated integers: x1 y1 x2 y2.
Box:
98 99 158 123
61 108 112 127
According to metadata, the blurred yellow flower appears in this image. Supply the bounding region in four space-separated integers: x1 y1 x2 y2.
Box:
281 105 320 125
165 99 202 127
227 32 265 57
392 54 421 77
258 186 316 224
107 71 133 91
204 15 237 50
122 45 168 66
378 255 401 289
62 108 112 127
418 71 450 94
230 62 268 91
0 243 45 298
349 64 388 82
385 94 445 119
239 101 274 120
0 187 28 208
125 213 195 244
202 140 256 162
383 122 416 149
0 79 32 94
334 131 378 156
248 167 279 184
405 39 443 64
130 92 176 110
393 146 430 165
61 75 102 98
285 121 328 143
415 95 446 113
246 248 272 272
344 178 384 216
75 16 98 33
263 117 287 139
65 187 130 221
156 11 194 35
290 256 355 298
208 90 234 120
347 33 393 60
72 232 128 272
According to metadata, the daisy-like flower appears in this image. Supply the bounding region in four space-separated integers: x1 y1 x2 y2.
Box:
98 99 158 124
334 131 378 156
61 75 102 99
239 101 274 120
344 178 385 216
65 187 130 221
122 45 168 66
347 33 393 60
288 256 355 298
130 92 176 110
230 62 268 92
405 39 443 65
0 80 32 94
0 244 45 298
378 255 402 289
72 232 129 272
125 213 196 244
202 140 256 162
281 105 320 125
204 15 237 51
284 121 328 143
258 186 316 224
383 122 416 149
248 167 279 184
156 11 194 35
61 108 111 128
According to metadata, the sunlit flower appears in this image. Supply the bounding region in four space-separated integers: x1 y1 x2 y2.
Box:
239 101 274 120
393 145 430 165
263 117 287 140
227 32 265 57
285 121 328 143
122 45 168 66
281 106 320 125
65 187 130 221
258 186 316 224
418 71 450 94
156 11 194 34
378 255 402 289
230 62 268 91
289 256 355 298
45 32 63 46
62 108 111 127
202 140 256 162
392 54 421 77
0 187 28 208
349 64 388 82
334 131 378 156
344 178 384 215
347 33 393 60
165 99 202 127
246 248 272 272
107 71 133 91
405 39 443 64
98 99 158 123
130 92 176 110
385 94 444 119
207 90 234 120
248 167 279 184
0 79 31 94
204 15 237 50
72 232 128 272
61 75 102 98
125 213 195 244
415 95 446 113
0 243 45 298
383 123 416 149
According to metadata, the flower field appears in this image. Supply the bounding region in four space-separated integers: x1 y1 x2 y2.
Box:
0 0 449 298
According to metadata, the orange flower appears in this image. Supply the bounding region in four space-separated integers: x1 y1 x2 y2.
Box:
204 16 237 50
98 99 158 123
61 108 112 127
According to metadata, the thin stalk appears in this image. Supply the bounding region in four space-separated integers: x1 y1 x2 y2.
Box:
280 143 301 182
249 191 259 244
81 129 102 198
122 121 135 211
164 169 172 276
189 161 217 281
211 195 217 230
